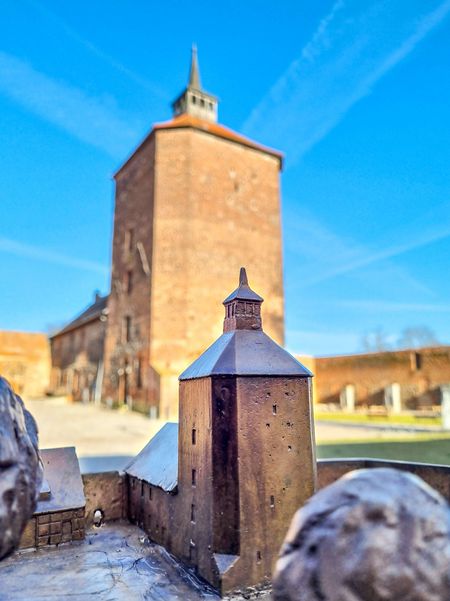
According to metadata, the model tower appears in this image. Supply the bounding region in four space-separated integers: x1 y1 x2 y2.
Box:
176 268 316 592
103 47 285 419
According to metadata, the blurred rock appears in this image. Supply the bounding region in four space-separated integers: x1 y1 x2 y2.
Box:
273 468 450 601
0 377 42 559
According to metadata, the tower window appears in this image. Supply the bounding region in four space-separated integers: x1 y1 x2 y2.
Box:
148 486 152 500
124 228 134 253
141 481 144 498
192 95 196 104
256 551 262 562
136 357 142 389
192 468 196 486
411 351 422 371
272 404 277 415
126 270 133 294
191 504 196 523
192 429 197 445
270 495 275 508
124 316 132 342
200 98 205 107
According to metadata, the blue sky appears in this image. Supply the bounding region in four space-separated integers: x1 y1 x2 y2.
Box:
1 0 450 356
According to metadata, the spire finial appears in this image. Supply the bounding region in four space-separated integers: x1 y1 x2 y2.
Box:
239 267 249 287
189 43 201 89
222 268 264 332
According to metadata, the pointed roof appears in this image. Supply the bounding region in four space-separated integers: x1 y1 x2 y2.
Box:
223 267 263 304
189 44 201 89
50 294 108 338
179 330 312 380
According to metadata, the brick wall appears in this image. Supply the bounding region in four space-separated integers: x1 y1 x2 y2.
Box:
104 125 284 419
313 346 450 408
0 331 50 398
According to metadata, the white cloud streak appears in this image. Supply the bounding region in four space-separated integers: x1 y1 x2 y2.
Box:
0 51 142 158
0 236 108 275
24 0 168 100
283 206 450 294
243 0 450 165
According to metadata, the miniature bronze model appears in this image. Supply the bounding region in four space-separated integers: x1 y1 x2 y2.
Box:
273 467 450 601
126 268 316 594
0 377 42 559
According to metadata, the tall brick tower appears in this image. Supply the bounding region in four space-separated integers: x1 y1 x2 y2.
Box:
103 47 285 419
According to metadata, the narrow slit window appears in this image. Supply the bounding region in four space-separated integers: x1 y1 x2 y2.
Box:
192 429 197 445
256 551 262 562
272 404 277 415
192 468 196 486
126 270 133 294
149 486 152 500
270 495 275 508
125 228 134 253
191 504 195 523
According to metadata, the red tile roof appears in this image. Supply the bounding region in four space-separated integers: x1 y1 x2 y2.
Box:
153 114 283 166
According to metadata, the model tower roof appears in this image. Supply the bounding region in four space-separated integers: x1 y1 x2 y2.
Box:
179 268 311 380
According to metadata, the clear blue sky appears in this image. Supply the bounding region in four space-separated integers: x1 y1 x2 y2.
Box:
1 0 450 356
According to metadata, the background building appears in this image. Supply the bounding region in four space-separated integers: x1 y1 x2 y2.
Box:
0 331 50 398
49 293 108 403
305 346 450 411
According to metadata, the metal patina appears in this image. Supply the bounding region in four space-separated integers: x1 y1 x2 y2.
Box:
0 377 42 559
273 467 450 601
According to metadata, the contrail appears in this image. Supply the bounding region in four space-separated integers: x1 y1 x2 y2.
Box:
0 236 108 274
243 0 450 166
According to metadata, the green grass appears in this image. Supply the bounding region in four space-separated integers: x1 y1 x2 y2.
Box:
315 411 441 427
317 436 450 465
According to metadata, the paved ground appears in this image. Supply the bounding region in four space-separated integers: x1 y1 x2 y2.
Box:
25 397 428 470
0 523 225 601
27 397 165 471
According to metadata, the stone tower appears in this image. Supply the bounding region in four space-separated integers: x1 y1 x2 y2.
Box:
103 48 285 419
176 268 316 593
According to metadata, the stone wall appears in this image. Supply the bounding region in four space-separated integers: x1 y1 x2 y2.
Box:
19 509 85 550
82 471 126 527
0 331 50 398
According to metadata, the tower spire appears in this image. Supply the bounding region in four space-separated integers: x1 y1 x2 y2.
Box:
189 44 201 89
172 45 218 123
223 268 263 332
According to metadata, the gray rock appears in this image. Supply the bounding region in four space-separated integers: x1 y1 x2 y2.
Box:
0 377 42 559
273 468 450 601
